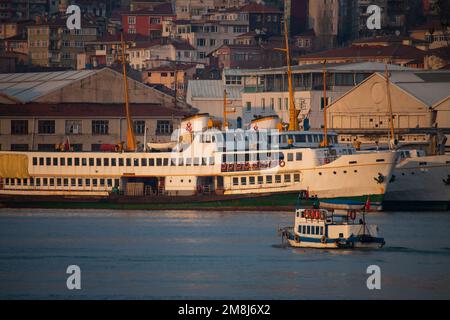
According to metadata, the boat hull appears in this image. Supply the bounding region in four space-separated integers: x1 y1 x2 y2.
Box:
285 233 385 249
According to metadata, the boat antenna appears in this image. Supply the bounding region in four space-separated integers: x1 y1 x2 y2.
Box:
275 18 298 131
384 61 396 150
321 60 328 147
120 31 137 152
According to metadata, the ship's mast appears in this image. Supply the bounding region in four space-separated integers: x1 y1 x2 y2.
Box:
321 61 328 147
276 20 298 131
223 89 228 130
120 32 137 152
384 62 396 149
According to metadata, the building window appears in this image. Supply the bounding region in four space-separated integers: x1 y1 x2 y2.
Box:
321 97 330 110
11 120 28 135
156 120 173 135
261 98 265 111
128 16 136 25
10 144 28 151
270 98 274 110
128 28 136 34
38 120 55 134
134 120 146 136
197 38 206 47
150 18 160 24
92 120 109 135
246 101 251 112
65 120 82 134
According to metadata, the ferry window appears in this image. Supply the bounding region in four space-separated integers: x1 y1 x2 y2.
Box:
104 158 110 166
114 179 120 187
29 178 33 186
75 158 80 166
226 154 234 163
171 158 177 166
49 178 55 186
57 178 62 186
266 176 272 184
46 158 51 166
107 179 112 187
82 158 87 166
52 158 58 166
193 158 200 166
320 227 324 235
11 179 15 186
284 174 291 183
311 226 315 235
233 177 239 186
209 157 214 165
302 225 306 234
298 226 301 233
316 226 320 234
134 158 139 166
241 177 247 185
202 158 207 166
100 179 105 187
96 158 102 166
294 174 300 182
307 226 310 234
36 178 40 186
126 158 132 166
149 158 154 166
93 179 98 187
178 158 183 166
111 159 117 167
163 158 169 166
287 153 294 162
339 233 344 238
67 158 73 166
296 152 302 161
63 178 68 187
43 178 48 186
78 179 83 187
156 158 162 166
17 179 21 186
87 158 92 166
186 158 192 166
39 157 44 166
119 158 124 166
275 175 281 183
32 157 37 166
141 158 147 166
85 179 90 187
257 176 263 184
295 135 306 143
249 176 255 185
60 158 65 166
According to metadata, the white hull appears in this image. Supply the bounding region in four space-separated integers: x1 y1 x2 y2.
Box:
385 155 450 202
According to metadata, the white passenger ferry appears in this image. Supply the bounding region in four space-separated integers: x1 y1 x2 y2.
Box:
278 207 385 249
0 114 397 206
384 149 450 209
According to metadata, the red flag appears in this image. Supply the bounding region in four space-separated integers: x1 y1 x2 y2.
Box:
365 195 371 212
64 137 70 151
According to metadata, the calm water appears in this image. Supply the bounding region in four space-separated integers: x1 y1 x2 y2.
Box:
0 209 449 300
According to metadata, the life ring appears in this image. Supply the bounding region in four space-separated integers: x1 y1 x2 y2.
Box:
279 160 286 168
186 122 193 132
253 125 258 131
348 210 356 220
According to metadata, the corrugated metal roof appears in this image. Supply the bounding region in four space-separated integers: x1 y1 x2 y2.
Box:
187 80 242 100
0 70 98 103
379 71 450 106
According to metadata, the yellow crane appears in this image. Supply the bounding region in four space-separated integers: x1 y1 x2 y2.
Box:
120 32 137 152
275 20 299 131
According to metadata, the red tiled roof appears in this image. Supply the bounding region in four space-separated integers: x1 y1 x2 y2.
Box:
239 3 282 13
298 45 427 60
0 103 189 118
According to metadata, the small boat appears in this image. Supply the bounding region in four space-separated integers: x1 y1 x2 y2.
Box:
278 207 385 249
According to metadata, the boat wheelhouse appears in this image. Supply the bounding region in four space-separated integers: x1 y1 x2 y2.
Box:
279 207 385 249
